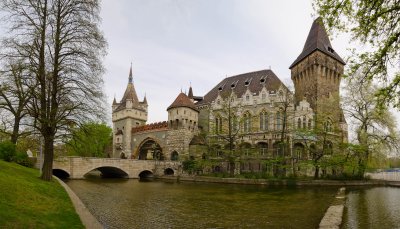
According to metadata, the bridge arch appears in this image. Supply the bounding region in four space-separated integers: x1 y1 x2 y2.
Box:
138 170 154 179
84 166 129 178
133 137 165 160
164 168 174 175
53 169 70 179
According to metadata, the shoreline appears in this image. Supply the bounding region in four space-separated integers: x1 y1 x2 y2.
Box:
54 176 103 229
156 175 400 187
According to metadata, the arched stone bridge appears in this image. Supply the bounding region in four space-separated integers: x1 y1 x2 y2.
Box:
53 157 181 179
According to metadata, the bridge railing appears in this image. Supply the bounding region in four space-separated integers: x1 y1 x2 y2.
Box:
54 156 182 165
366 171 400 181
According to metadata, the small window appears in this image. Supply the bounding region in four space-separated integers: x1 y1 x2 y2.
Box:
217 99 220 104
246 95 250 101
262 93 266 100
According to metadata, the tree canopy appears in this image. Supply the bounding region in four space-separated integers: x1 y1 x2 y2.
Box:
0 0 107 180
66 122 112 158
313 0 400 107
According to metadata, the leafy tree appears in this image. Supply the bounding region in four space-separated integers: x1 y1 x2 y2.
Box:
313 0 400 107
0 141 16 162
66 123 112 158
343 70 399 176
0 0 107 180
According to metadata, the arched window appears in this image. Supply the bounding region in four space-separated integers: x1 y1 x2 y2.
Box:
308 119 312 129
171 151 179 161
297 118 301 129
231 115 238 132
276 112 281 130
303 116 307 129
259 111 268 131
215 116 222 134
324 118 333 132
243 112 251 133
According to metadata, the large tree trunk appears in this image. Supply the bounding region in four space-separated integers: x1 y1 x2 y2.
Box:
40 135 54 181
10 116 20 144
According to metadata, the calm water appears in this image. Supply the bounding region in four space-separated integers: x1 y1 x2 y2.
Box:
343 186 400 229
65 178 337 228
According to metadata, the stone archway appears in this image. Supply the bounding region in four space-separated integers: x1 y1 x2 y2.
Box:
134 138 164 160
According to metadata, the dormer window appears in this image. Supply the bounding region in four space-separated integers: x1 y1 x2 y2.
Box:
218 82 226 91
246 95 250 101
244 77 252 86
260 76 267 83
327 46 335 53
230 80 238 89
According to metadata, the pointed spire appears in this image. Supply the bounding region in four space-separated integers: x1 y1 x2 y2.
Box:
289 17 345 69
143 93 147 104
188 85 193 99
112 96 117 105
128 62 133 83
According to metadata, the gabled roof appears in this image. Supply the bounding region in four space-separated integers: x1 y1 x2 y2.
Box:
196 69 284 106
167 92 198 111
289 17 345 69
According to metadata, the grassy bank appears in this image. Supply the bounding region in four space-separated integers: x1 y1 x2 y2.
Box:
0 160 83 228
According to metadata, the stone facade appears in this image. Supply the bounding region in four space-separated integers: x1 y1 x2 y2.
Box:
112 18 348 167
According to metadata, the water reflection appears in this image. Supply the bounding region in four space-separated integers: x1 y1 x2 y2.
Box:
65 178 337 228
343 187 400 229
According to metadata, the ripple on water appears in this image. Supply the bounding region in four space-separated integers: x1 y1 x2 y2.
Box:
343 186 400 229
66 179 337 228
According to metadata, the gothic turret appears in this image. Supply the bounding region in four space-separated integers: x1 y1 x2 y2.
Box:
290 17 347 140
112 64 148 158
167 92 199 131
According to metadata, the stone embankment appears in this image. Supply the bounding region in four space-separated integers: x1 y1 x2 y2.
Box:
319 187 346 229
54 177 103 229
161 175 399 186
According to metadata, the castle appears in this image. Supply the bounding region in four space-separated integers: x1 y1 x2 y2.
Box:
112 18 348 171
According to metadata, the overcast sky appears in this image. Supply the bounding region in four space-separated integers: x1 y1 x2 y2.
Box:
101 0 350 123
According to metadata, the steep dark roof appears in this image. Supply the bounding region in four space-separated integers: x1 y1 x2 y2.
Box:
115 83 140 111
114 65 142 112
188 86 193 99
190 135 206 145
196 69 284 106
289 17 345 69
167 92 198 111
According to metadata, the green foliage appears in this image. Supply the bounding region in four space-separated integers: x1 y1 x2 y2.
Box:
14 151 34 168
0 160 83 228
313 0 400 107
66 122 112 158
0 141 16 162
182 159 197 174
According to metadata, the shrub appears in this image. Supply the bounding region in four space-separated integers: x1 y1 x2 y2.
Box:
14 151 34 167
0 141 16 162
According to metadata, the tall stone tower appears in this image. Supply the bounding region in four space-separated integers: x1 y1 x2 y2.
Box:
166 90 199 160
290 18 347 140
112 64 148 158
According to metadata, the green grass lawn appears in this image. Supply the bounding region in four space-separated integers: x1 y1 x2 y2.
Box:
0 160 84 228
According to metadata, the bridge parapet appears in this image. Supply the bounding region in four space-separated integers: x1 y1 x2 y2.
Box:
53 157 182 179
